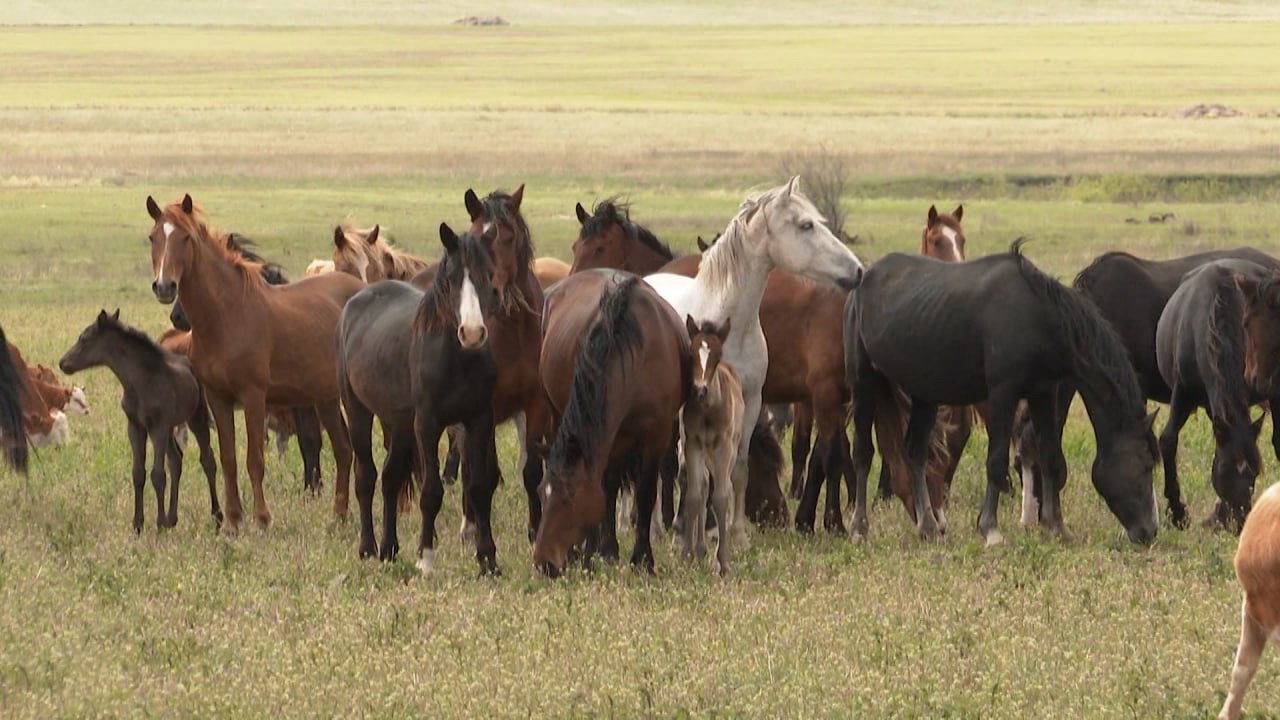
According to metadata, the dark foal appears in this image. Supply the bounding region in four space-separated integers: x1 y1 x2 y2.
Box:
59 310 220 532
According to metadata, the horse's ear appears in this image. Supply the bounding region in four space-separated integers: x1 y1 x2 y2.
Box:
696 236 709 253
685 314 699 341
781 175 800 201
181 194 193 214
146 195 162 221
509 184 525 212
464 189 483 222
717 317 731 343
953 205 964 223
439 222 459 254
367 225 380 244
111 309 120 323
96 309 110 326
333 226 347 249
927 205 939 227
575 202 589 226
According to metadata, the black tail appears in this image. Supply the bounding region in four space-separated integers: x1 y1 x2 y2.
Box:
746 419 788 526
0 324 30 474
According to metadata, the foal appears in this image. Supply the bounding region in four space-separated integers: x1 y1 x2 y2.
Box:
59 310 220 531
1219 481 1280 719
679 317 744 574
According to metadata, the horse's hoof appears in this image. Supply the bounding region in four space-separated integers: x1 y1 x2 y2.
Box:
916 521 942 542
731 530 751 551
254 512 273 530
358 542 378 559
415 549 436 574
851 530 868 546
983 530 1005 548
1168 504 1190 530
220 520 241 538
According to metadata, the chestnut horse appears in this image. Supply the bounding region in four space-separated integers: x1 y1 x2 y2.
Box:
533 257 570 290
332 222 431 284
1219 480 1280 719
146 194 364 533
0 323 29 473
534 271 690 576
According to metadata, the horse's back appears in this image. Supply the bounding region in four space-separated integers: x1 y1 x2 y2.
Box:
1237 482 1280 630
339 281 423 415
278 270 365 308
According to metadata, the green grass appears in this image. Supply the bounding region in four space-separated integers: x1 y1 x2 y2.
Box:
3 15 1280 718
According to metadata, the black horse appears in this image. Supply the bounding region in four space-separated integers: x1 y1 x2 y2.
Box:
169 233 324 493
0 323 29 474
1022 247 1280 528
846 240 1159 545
1155 259 1277 532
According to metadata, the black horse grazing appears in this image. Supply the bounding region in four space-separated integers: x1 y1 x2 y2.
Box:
1021 247 1280 528
170 233 324 494
0 323 29 474
59 310 221 531
1155 259 1277 532
846 241 1159 545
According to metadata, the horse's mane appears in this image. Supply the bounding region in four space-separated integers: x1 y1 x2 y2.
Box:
225 233 287 284
1010 239 1145 419
161 200 267 289
699 183 823 296
582 198 674 261
339 221 428 280
476 190 536 312
0 323 29 474
415 232 493 335
1205 273 1258 443
549 275 644 491
98 312 172 370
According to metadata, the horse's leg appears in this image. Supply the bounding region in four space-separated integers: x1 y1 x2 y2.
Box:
127 420 147 534
847 353 882 543
1159 388 1194 529
187 400 222 527
629 449 661 574
520 408 549 543
293 407 323 493
975 390 1018 546
678 429 709 563
464 414 501 576
205 391 244 535
239 389 272 530
789 401 813 500
442 423 462 485
814 388 847 533
344 392 379 558
163 431 183 527
455 424 477 545
378 430 416 562
315 399 353 523
659 430 679 532
413 414 445 574
1027 389 1070 538
904 400 942 541
730 390 761 551
147 427 171 529
1270 392 1280 464
710 437 736 575
1219 598 1269 720
794 436 825 533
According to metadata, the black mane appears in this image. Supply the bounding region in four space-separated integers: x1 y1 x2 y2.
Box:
478 190 535 271
225 233 288 285
0 323 29 473
99 312 172 369
417 231 494 334
582 199 673 261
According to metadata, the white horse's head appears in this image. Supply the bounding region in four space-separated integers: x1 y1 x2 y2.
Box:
742 176 864 290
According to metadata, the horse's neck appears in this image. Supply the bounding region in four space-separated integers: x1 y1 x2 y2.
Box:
628 239 672 275
1075 383 1133 452
179 239 252 339
691 241 770 328
99 340 153 393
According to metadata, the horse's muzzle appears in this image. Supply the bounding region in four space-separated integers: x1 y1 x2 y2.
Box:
458 324 489 350
837 267 864 292
152 280 177 304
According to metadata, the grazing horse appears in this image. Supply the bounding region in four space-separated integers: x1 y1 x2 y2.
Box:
0 324 29 473
680 317 744 574
169 233 324 494
1022 247 1280 528
340 224 502 571
647 177 865 546
146 194 364 533
847 240 1159 545
332 222 430 283
534 271 690 576
1156 260 1278 532
59 310 221 531
1219 481 1280 719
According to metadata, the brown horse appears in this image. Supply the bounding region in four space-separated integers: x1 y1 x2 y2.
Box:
0 323 29 473
533 257 570 290
534 270 690 576
146 194 364 533
332 222 431 283
1219 480 1280 719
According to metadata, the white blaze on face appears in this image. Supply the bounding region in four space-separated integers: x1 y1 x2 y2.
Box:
698 340 711 384
457 273 486 347
157 221 175 284
939 226 961 256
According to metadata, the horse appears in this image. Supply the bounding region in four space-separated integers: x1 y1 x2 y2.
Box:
1219 480 1280 719
647 177 865 547
146 193 364 533
1155 260 1278 532
679 316 744 574
533 257 570 290
846 240 1159 545
305 259 334 276
1022 247 1280 529
339 223 503 572
59 310 221 531
169 232 324 494
0 323 29 474
571 199 678 275
534 270 690 576
332 222 430 283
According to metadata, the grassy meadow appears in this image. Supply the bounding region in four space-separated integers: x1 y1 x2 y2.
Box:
2 8 1280 717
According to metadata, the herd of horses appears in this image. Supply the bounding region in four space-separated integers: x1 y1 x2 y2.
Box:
0 179 1279 716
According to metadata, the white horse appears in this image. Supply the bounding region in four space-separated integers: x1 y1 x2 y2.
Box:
646 176 864 550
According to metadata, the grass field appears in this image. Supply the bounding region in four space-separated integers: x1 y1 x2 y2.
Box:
3 10 1280 718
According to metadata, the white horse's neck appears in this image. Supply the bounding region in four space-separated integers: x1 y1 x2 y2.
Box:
689 219 771 334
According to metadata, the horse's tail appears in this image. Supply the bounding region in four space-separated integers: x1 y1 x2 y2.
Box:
1010 239 1145 416
1207 273 1256 435
549 275 643 476
746 419 788 527
0 324 30 474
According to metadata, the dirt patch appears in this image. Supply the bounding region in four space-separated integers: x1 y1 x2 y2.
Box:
453 16 510 26
1177 103 1245 118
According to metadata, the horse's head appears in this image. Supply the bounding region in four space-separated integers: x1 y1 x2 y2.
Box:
533 468 604 578
332 224 381 283
1211 413 1265 531
748 176 864 291
466 184 532 302
571 199 630 273
686 315 731 404
1092 409 1160 544
923 204 966 262
59 309 120 375
432 222 498 350
1238 272 1280 394
147 194 199 305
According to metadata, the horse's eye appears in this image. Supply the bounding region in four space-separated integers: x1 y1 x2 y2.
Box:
799 220 814 231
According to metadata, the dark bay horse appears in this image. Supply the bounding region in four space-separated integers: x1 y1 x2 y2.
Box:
1155 259 1279 532
1023 247 1280 528
847 240 1159 545
0 323 29 474
146 194 364 533
534 270 690 576
169 233 323 494
60 310 221 531
340 223 502 572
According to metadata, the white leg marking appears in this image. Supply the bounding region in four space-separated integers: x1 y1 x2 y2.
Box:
1020 465 1039 526
415 548 436 574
